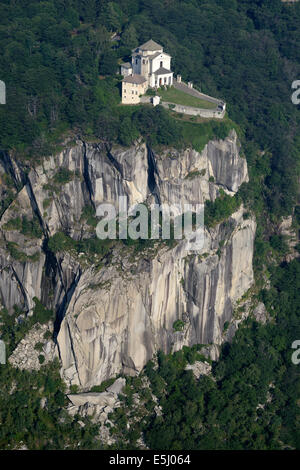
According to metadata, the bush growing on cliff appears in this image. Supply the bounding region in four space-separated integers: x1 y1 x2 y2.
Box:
80 205 98 228
20 215 43 239
48 232 76 253
204 190 241 227
52 168 74 185
32 298 53 324
0 299 53 356
173 320 184 332
48 231 113 260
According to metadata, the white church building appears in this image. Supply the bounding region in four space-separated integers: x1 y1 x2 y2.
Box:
121 39 174 104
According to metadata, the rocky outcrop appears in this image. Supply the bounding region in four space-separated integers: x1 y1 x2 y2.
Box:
0 130 255 389
185 360 212 379
278 215 299 262
0 185 45 314
253 302 268 324
8 321 56 370
66 377 126 446
68 378 126 407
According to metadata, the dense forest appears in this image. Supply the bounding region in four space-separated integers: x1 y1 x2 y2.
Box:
0 0 300 450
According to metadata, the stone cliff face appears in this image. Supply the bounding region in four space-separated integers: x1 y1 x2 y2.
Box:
0 129 255 389
57 206 255 389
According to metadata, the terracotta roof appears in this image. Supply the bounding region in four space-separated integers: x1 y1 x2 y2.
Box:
122 74 147 84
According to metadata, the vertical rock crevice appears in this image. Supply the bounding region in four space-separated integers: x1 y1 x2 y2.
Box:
81 140 95 210
53 267 81 342
147 145 161 205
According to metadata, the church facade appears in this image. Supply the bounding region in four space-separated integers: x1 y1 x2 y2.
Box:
121 39 174 104
131 39 173 88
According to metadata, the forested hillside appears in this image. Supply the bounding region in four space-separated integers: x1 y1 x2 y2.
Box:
0 0 300 450
1 0 300 217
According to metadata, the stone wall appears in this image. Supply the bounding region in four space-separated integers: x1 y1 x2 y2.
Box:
161 101 225 119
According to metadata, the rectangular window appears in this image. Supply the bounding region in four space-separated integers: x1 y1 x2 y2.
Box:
160 61 163 68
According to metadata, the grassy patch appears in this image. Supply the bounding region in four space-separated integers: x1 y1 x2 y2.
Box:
180 119 235 153
158 87 216 109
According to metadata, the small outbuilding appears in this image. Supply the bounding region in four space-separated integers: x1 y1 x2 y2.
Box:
120 62 133 77
152 95 161 107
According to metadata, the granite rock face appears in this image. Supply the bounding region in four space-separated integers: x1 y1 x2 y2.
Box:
57 206 255 389
0 130 255 388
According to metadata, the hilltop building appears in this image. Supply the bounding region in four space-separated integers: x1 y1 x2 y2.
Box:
121 39 173 104
121 74 148 104
120 39 225 119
